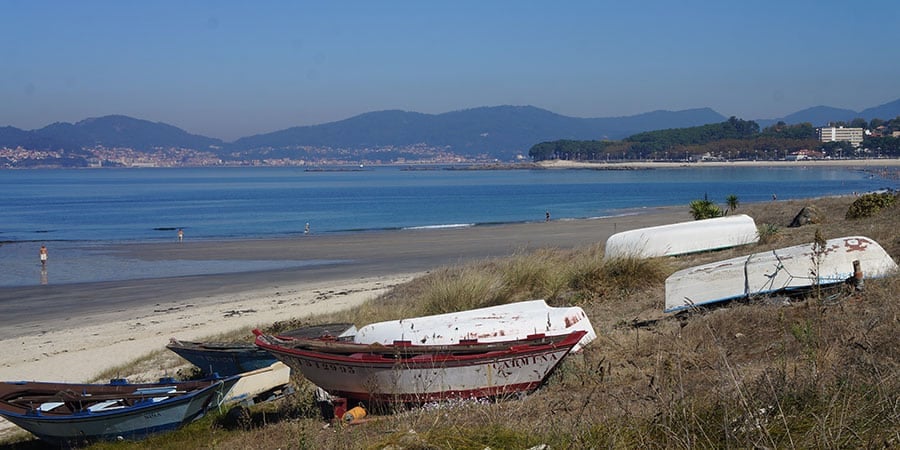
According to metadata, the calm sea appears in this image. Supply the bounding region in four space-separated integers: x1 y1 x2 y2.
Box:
1 165 894 286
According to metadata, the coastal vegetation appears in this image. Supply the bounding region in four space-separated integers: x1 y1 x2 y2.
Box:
686 193 743 220
529 116 900 162
2 195 898 449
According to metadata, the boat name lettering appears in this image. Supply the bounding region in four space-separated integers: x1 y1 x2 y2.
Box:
495 353 556 370
143 412 162 420
304 359 356 374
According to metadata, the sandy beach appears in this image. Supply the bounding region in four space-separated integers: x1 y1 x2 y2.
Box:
0 207 693 385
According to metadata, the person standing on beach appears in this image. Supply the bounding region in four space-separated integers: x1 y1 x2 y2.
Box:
177 228 184 242
545 211 551 222
39 245 48 267
304 223 310 234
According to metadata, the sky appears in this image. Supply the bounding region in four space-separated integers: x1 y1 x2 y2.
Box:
2 1 899 141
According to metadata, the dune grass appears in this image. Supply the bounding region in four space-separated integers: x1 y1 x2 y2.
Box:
3 194 898 449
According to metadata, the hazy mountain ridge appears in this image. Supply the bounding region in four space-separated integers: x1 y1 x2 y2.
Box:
755 98 900 129
2 115 223 153
2 99 899 163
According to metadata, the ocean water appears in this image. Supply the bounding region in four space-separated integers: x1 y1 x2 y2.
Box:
1 165 894 286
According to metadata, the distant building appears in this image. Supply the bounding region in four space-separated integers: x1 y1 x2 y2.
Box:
817 127 864 147
786 149 824 161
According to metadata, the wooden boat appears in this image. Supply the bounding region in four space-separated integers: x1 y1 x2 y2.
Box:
253 329 586 404
604 214 759 259
0 376 238 446
349 300 596 352
267 331 574 356
166 339 277 377
665 235 899 313
167 323 354 376
221 362 292 406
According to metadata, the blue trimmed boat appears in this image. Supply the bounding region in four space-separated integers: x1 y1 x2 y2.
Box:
0 376 238 446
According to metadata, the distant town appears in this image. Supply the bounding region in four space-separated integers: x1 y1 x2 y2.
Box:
0 143 490 169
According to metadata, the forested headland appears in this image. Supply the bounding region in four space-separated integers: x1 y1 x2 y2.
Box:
528 116 900 162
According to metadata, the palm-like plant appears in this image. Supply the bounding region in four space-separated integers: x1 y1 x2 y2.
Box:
689 198 723 220
725 194 739 215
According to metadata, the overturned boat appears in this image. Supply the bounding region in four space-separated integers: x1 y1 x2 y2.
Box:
665 235 898 313
349 300 596 352
605 214 759 259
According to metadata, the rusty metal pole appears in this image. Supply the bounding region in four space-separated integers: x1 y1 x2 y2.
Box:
852 260 864 291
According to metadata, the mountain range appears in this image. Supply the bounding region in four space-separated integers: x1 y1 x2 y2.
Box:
2 98 899 162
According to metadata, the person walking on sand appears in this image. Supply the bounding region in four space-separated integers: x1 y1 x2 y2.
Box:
39 245 48 267
177 228 184 242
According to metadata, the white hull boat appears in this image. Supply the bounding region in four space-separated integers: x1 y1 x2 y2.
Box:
349 300 596 352
222 362 291 406
605 214 758 259
254 329 585 403
665 235 898 313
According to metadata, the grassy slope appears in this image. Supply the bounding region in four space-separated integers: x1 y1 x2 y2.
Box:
3 195 898 450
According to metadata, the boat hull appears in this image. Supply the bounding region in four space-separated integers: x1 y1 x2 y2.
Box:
166 340 277 377
0 377 237 446
222 362 291 405
605 214 758 259
351 300 596 352
255 331 585 403
665 235 899 312
167 324 354 377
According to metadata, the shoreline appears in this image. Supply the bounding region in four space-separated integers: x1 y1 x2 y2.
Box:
0 207 694 384
536 157 900 169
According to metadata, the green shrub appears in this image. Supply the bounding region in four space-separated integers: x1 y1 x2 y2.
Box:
689 198 723 220
845 192 896 219
757 223 781 244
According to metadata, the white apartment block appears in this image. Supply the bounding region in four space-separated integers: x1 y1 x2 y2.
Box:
817 127 864 147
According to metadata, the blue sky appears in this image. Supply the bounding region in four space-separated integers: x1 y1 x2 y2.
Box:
3 1 898 141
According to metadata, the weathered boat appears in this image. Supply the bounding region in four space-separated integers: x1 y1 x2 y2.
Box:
665 235 899 313
271 331 575 356
253 329 586 404
167 323 354 376
604 214 759 259
166 339 277 377
349 300 596 352
0 376 238 446
221 362 292 406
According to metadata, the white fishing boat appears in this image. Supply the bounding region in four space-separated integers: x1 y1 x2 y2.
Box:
604 214 759 259
254 329 586 404
349 299 596 352
665 235 899 313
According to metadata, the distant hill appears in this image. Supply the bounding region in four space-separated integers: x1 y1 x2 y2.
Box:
859 98 900 122
755 98 900 129
2 98 899 163
0 115 223 153
231 105 727 160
